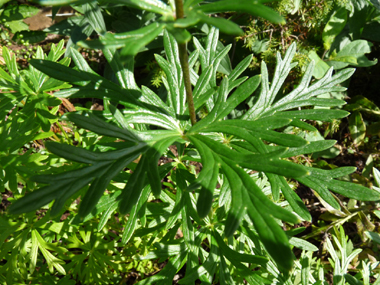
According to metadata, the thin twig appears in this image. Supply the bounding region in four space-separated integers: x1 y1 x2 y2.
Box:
174 0 196 125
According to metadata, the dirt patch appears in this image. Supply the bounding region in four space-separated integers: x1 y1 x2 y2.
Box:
0 190 13 212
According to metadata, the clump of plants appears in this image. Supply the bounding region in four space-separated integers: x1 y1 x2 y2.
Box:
239 0 378 85
1 0 380 284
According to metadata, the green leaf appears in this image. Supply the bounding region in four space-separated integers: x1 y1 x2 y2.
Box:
120 24 165 58
244 193 294 272
140 86 174 115
107 0 172 15
165 187 183 230
173 15 200 28
119 157 148 215
45 141 102 164
322 7 348 51
191 76 229 130
32 230 66 275
194 135 309 178
166 25 192 44
200 117 292 135
308 51 331 79
328 40 378 69
289 237 318 251
278 176 311 221
122 184 151 244
244 45 355 120
122 109 181 131
146 137 177 196
219 255 235 285
0 0 11 8
83 2 106 35
54 87 141 109
37 0 92 5
281 98 346 110
348 111 366 145
155 53 184 115
103 47 139 90
297 175 341 210
32 162 106 184
364 231 380 244
229 54 252 82
178 235 219 284
197 13 244 36
29 58 100 86
213 231 267 265
282 140 337 158
78 153 143 218
80 189 123 223
180 197 198 273
9 182 67 215
327 179 380 201
333 55 358 64
220 160 247 237
69 47 97 74
192 88 217 112
197 0 285 24
30 229 39 274
2 4 39 21
137 251 187 285
66 112 140 142
232 164 299 224
362 21 380 42
8 20 30 33
97 203 118 232
78 23 165 57
51 176 95 217
370 0 380 10
374 168 380 187
193 64 214 98
2 46 19 76
344 274 364 285
187 137 220 218
215 75 261 120
43 16 83 35
318 167 356 178
279 109 350 121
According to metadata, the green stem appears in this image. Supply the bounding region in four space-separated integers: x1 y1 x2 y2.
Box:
175 0 197 126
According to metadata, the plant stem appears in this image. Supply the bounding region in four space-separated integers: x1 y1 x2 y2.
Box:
175 0 197 126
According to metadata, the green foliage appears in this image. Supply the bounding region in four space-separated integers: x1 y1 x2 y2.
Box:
241 0 378 83
0 40 71 195
1 0 380 284
0 3 45 46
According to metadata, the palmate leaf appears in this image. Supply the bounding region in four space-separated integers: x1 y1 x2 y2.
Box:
295 167 380 210
243 43 355 120
185 134 297 271
15 23 380 276
219 158 294 272
9 116 180 217
31 230 66 275
183 39 378 271
190 134 308 178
